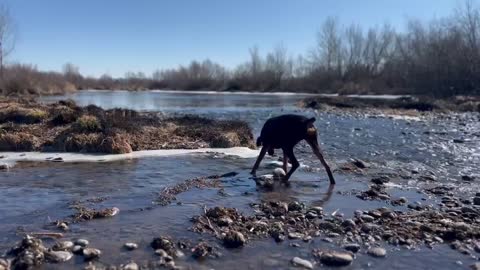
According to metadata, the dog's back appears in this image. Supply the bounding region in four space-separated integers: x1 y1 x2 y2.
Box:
257 114 311 149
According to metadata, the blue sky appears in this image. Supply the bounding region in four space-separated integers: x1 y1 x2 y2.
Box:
3 0 462 77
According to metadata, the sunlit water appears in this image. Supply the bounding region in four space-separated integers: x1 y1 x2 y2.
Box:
0 90 478 269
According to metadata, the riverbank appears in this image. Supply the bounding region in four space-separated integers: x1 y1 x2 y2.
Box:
0 98 255 154
301 95 480 113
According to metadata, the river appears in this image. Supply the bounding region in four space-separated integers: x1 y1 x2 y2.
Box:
0 90 478 269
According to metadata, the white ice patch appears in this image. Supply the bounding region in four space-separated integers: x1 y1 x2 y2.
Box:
0 147 260 167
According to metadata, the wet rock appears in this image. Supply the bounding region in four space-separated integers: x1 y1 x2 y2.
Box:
419 175 437 181
309 206 323 214
151 237 175 255
155 249 173 262
191 242 214 259
291 257 313 269
344 243 361 253
305 212 318 219
288 201 303 212
217 217 233 226
75 239 89 247
45 250 73 263
0 163 10 170
288 232 304 239
83 248 101 260
462 175 475 181
124 243 138 250
360 214 375 222
317 251 353 266
0 259 8 270
58 222 69 231
473 197 480 206
52 241 74 251
474 242 480 253
367 247 387 258
72 245 83 254
255 175 274 189
122 261 139 270
351 158 369 169
471 262 480 270
223 231 246 248
371 176 389 185
273 168 286 178
342 219 356 229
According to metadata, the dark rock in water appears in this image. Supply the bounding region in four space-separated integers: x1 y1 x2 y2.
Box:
473 197 480 206
471 262 480 270
191 242 215 259
10 236 46 269
351 158 368 169
462 175 475 181
419 175 437 181
474 242 480 253
371 176 390 185
453 138 465 143
124 243 138 251
150 237 176 256
344 243 361 253
367 247 387 258
317 250 353 266
291 257 313 269
288 201 303 212
220 171 238 178
51 157 64 162
45 250 73 263
82 248 101 261
223 231 246 248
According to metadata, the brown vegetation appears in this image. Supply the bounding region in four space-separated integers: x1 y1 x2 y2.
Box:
0 98 255 153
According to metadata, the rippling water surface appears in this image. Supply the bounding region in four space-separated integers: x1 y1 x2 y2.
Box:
0 90 477 269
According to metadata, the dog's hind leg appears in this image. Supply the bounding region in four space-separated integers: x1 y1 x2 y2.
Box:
283 147 299 181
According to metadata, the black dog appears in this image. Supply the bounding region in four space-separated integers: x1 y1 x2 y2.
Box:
251 114 335 184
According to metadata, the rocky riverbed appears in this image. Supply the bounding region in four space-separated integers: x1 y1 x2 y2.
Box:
0 91 479 269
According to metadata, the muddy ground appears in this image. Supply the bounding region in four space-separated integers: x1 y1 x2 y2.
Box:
0 98 255 154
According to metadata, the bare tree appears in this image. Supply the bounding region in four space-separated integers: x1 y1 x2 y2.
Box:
0 4 16 77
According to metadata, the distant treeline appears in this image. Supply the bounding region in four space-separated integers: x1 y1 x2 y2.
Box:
1 2 480 97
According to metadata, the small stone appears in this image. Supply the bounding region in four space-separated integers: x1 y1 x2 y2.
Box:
360 214 375 222
367 247 387 257
291 257 313 269
75 239 89 247
288 232 303 239
309 206 323 214
473 197 480 206
471 262 480 270
122 262 139 270
351 158 368 169
58 222 69 231
52 241 74 251
72 245 83 254
0 163 9 170
45 250 73 263
83 248 101 260
305 212 318 219
319 251 353 266
342 219 356 228
344 243 361 253
223 231 246 248
371 176 389 185
52 157 64 162
124 243 138 250
273 168 286 178
462 175 475 181
288 201 303 211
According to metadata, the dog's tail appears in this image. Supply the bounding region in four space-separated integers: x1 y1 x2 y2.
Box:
256 136 262 147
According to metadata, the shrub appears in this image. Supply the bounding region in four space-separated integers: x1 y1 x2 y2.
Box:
74 115 101 132
0 106 48 124
0 132 39 151
50 106 78 125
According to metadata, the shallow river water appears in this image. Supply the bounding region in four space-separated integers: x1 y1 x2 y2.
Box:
1 90 479 269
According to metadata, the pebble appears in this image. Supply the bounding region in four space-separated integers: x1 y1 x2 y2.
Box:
344 243 361 253
124 243 138 250
0 163 9 170
360 214 375 222
367 247 387 257
473 197 480 206
83 248 102 260
58 222 69 231
52 241 74 251
273 168 286 178
72 245 83 254
223 231 246 248
288 232 304 239
122 261 139 270
319 251 353 266
342 219 356 228
291 257 313 269
471 262 480 270
45 250 73 263
75 239 89 247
